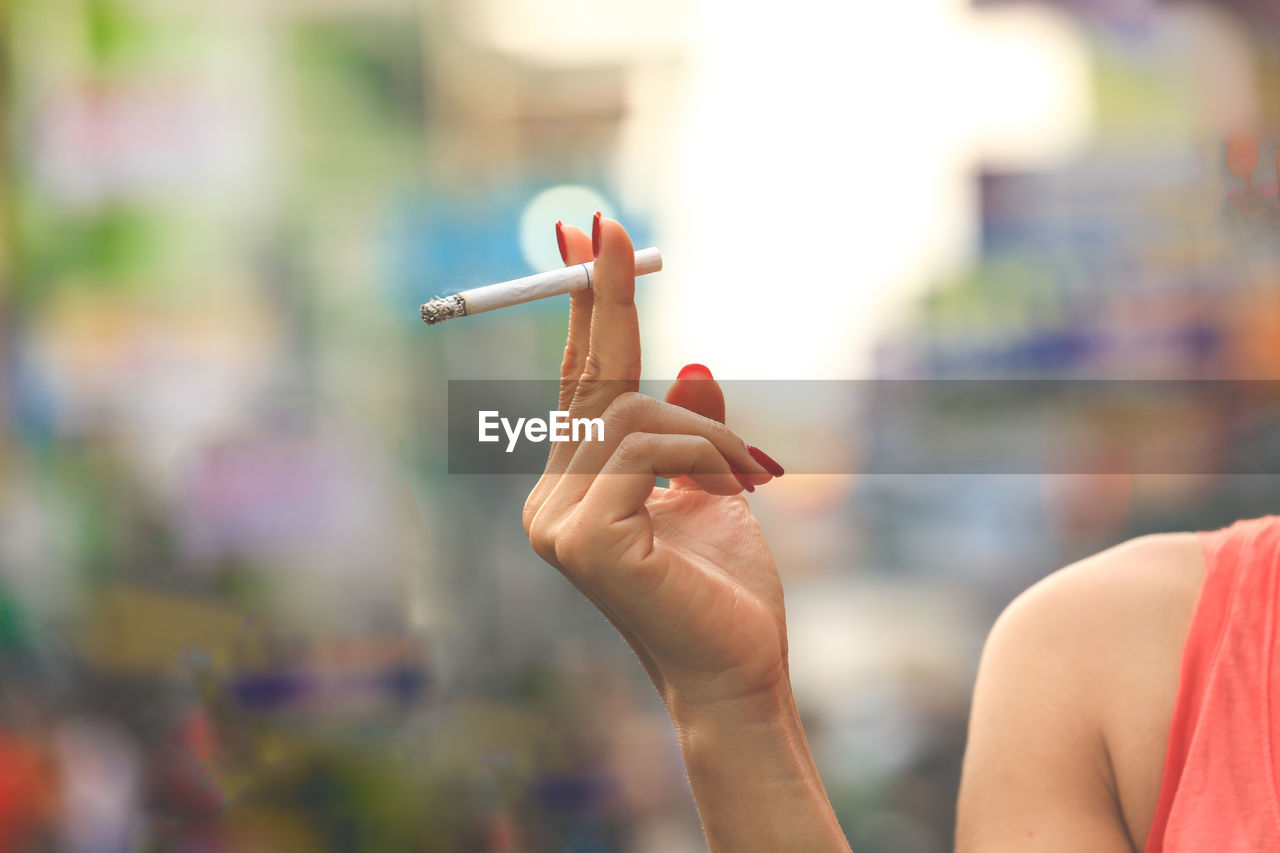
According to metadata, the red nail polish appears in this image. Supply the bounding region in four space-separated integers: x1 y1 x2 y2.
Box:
592 211 602 257
730 465 755 493
677 363 713 381
556 220 567 264
747 445 785 477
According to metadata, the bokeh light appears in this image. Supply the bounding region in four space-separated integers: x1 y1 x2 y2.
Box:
517 183 612 271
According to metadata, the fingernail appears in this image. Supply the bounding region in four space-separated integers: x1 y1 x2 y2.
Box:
747 445 785 477
677 363 713 381
730 465 755 493
592 211 602 257
556 220 567 264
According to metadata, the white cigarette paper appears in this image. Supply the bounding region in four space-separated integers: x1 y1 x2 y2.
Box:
420 247 662 326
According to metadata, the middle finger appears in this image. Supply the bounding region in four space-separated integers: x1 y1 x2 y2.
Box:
568 213 642 422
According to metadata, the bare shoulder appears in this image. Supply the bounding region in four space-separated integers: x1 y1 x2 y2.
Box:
986 533 1205 683
957 533 1206 852
1011 532 1205 640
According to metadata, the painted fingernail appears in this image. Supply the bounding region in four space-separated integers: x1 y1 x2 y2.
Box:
556 220 567 264
677 363 713 381
747 445 785 477
730 465 755 493
592 211 602 257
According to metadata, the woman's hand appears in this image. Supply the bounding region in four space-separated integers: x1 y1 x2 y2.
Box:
521 214 786 710
523 215 849 852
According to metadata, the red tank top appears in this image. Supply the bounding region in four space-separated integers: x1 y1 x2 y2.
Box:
1146 516 1280 851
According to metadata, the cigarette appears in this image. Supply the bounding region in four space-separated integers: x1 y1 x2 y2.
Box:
420 247 662 326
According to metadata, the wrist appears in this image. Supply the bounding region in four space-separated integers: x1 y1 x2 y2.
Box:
663 673 797 733
667 678 810 788
663 675 850 852
658 652 792 720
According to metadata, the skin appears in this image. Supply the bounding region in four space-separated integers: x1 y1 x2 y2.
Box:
524 217 1208 851
957 533 1205 852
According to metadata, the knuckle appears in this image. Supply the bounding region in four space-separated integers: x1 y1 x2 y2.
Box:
614 431 652 465
706 418 736 447
603 391 651 430
559 342 583 381
676 405 731 444
552 515 592 571
556 388 576 415
579 352 642 385
691 433 718 459
578 352 605 383
568 375 609 414
528 516 559 566
682 435 718 475
522 491 542 537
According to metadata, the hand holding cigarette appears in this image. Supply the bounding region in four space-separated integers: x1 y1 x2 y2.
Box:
522 212 782 701
520 215 845 851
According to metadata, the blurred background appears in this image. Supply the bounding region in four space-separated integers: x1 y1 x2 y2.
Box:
3 0 1280 850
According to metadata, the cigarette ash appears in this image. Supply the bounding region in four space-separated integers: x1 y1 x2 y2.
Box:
421 294 467 326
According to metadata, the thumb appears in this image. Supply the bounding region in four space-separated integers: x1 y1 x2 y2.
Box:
664 364 734 491
664 363 725 424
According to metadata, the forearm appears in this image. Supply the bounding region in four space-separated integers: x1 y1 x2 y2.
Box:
666 680 852 853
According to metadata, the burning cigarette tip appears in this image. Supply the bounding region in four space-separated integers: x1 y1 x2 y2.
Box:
421 295 468 326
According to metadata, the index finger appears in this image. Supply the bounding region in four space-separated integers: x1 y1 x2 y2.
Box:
571 213 641 417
